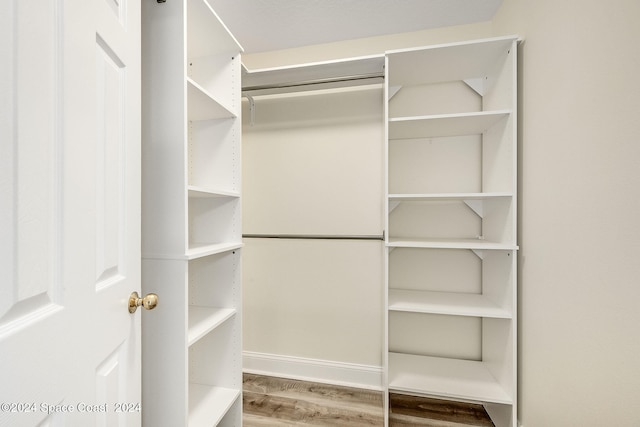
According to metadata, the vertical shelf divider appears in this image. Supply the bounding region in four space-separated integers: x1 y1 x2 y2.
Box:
142 0 243 425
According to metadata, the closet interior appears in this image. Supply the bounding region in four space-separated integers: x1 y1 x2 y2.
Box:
142 1 518 424
242 35 518 427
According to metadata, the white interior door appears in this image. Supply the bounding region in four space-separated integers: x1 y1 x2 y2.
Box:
0 0 142 426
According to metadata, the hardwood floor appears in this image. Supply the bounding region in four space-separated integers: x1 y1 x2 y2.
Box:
242 374 494 426
388 394 494 427
243 373 383 426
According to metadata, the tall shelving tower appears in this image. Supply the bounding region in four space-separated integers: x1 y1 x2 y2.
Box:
141 0 243 425
384 36 519 427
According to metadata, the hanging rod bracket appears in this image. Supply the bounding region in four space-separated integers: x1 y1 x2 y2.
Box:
245 94 256 126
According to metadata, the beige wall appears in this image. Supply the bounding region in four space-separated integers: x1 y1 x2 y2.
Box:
492 0 640 425
243 1 640 424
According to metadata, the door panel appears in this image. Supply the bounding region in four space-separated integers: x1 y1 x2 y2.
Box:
95 33 126 289
0 0 63 333
0 0 141 426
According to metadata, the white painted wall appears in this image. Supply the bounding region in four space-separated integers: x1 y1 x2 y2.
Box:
242 87 384 236
242 1 640 423
491 0 640 425
241 85 385 385
242 239 383 364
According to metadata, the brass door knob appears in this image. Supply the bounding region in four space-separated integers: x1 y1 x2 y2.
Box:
128 291 159 313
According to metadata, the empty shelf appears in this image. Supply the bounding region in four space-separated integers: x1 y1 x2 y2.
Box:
387 238 517 251
187 78 236 121
186 242 243 260
188 185 240 199
386 36 517 86
188 383 239 427
388 192 512 202
389 289 511 318
188 307 236 346
242 54 385 96
389 110 510 139
388 352 513 405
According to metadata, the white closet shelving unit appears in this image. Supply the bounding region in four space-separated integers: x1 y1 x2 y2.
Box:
384 36 519 427
142 0 243 426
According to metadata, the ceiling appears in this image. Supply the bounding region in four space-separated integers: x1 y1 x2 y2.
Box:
207 0 503 54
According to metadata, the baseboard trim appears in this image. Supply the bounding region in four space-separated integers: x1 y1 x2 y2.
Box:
243 351 383 391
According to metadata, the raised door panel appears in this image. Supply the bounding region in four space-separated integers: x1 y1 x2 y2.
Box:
0 0 63 334
95 34 127 289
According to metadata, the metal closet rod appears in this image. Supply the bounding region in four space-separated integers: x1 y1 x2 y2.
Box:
243 234 384 241
241 72 384 93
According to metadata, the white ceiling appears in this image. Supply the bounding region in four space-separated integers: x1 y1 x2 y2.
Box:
207 0 503 54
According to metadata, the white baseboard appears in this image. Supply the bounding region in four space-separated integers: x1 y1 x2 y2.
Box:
243 351 383 391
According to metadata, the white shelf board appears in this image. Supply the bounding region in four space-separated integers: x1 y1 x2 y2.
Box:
388 289 511 319
187 78 236 121
188 185 240 199
188 383 240 427
188 307 236 346
187 0 242 59
143 242 243 261
388 192 512 202
388 352 513 405
186 242 243 260
386 35 517 86
387 238 517 251
242 54 385 96
389 110 510 139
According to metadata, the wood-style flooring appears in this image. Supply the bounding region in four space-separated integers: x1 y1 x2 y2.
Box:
243 373 494 426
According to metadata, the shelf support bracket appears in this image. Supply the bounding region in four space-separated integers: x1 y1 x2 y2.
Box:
463 78 485 96
388 85 402 101
388 201 401 213
464 199 484 218
471 249 484 260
